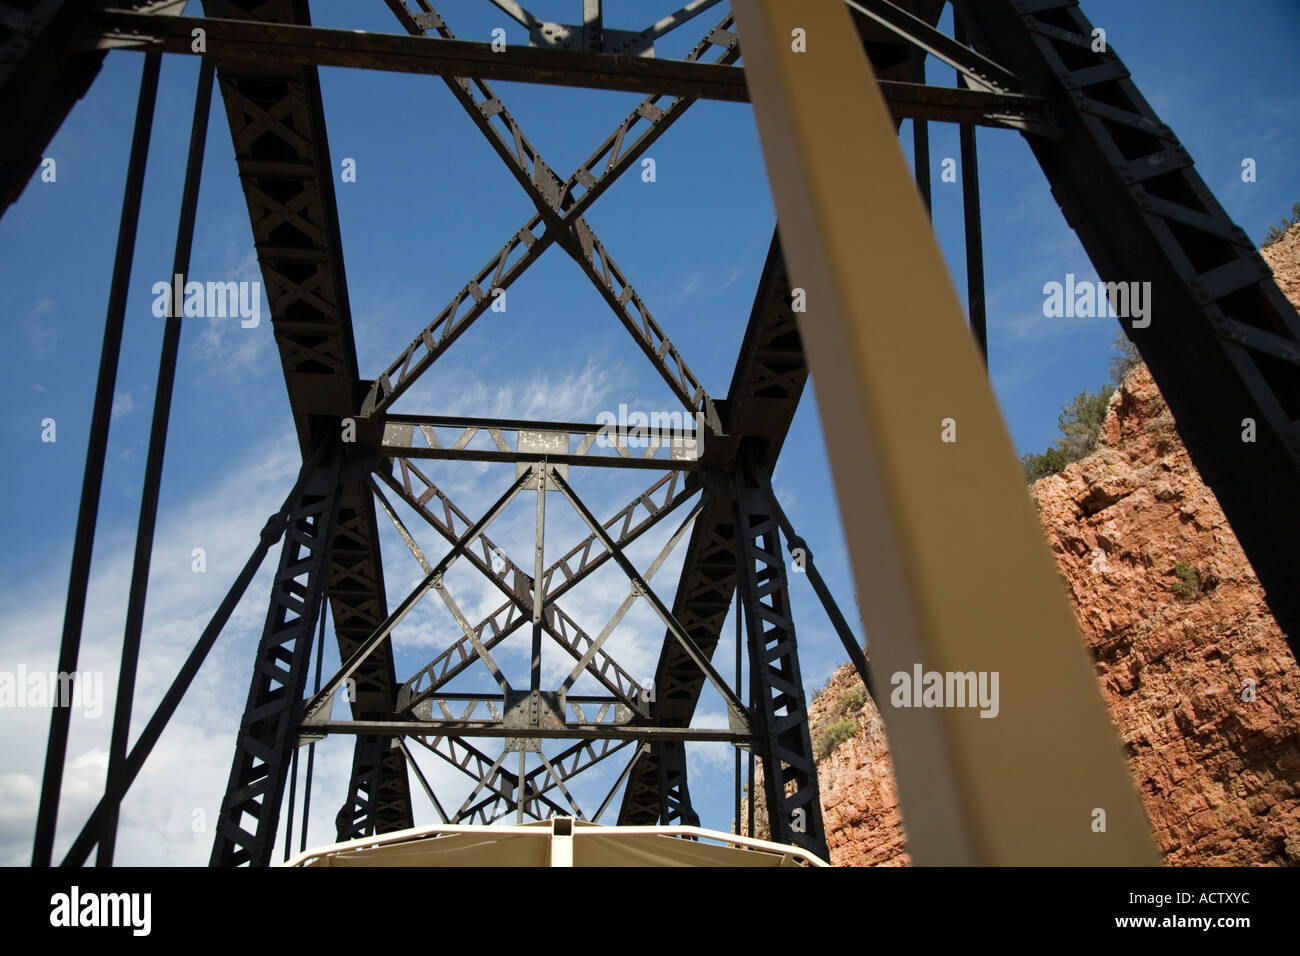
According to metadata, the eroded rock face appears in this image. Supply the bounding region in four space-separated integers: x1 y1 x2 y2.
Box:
1031 361 1300 865
739 662 910 866
808 667 911 866
1262 221 1300 302
767 222 1300 866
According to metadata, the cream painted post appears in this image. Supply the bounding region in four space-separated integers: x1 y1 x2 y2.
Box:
731 0 1157 865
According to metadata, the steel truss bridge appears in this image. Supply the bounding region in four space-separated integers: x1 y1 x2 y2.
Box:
6 0 1297 867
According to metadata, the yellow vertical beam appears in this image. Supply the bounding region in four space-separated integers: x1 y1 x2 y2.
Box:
731 0 1157 865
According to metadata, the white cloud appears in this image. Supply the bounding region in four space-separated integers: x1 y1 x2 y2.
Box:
0 437 325 865
189 248 272 379
22 297 59 359
111 391 136 420
392 357 620 424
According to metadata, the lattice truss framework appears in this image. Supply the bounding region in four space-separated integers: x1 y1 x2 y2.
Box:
12 0 1299 867
270 0 839 862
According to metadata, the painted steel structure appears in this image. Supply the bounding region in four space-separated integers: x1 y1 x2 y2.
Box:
3 0 1293 866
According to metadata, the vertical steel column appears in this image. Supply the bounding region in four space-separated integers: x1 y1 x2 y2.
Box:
336 733 389 841
283 745 299 862
332 743 410 835
733 574 742 834
954 14 987 365
336 729 416 839
744 469 756 838
733 450 828 861
750 462 875 701
98 59 216 867
909 0 931 216
211 445 343 867
371 742 414 833
731 476 749 838
519 753 529 824
298 594 327 853
654 740 699 827
530 465 547 691
33 50 162 868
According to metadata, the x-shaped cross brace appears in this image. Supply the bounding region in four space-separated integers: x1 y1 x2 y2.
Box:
360 0 739 427
389 460 699 711
304 457 694 728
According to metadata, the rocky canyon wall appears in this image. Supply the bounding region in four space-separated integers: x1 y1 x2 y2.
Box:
744 222 1300 866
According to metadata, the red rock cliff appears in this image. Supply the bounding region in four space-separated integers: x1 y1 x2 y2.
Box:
762 222 1300 866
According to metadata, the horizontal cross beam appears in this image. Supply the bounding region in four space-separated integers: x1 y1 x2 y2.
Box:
382 415 703 470
409 694 635 726
86 9 1052 129
302 721 752 742
89 10 749 100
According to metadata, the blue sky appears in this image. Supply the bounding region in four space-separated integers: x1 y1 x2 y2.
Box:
0 0 1296 863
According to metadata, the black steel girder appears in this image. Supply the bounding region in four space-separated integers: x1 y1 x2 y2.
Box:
210 445 341 867
956 0 1300 650
0 0 108 216
733 448 828 860
200 0 412 844
81 6 1051 132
